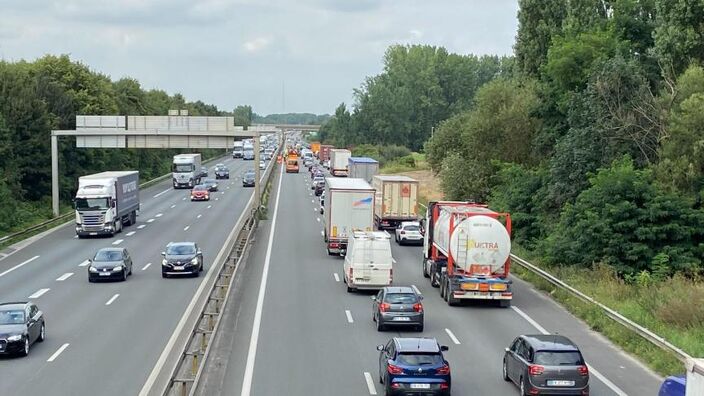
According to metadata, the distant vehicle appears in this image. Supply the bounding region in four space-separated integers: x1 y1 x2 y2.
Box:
659 376 685 396
259 160 266 170
310 141 321 156
214 165 230 179
377 337 451 396
243 143 255 160
74 171 140 237
344 231 393 292
395 221 423 245
503 334 590 396
324 178 375 255
88 247 133 282
422 202 512 307
200 166 208 178
286 150 299 173
0 302 45 357
372 286 424 332
349 157 379 184
330 149 351 177
373 175 419 230
203 178 218 192
161 242 204 278
323 160 330 169
172 153 202 188
233 141 244 158
314 178 325 196
319 145 333 162
190 185 210 201
312 175 325 189
319 191 325 215
242 170 256 187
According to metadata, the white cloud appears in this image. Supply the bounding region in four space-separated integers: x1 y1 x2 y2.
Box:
243 37 272 53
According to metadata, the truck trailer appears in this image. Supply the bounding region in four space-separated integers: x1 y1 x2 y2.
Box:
330 149 351 177
372 175 419 230
74 171 140 237
422 202 513 307
348 157 379 184
172 154 202 188
320 145 333 162
324 178 375 255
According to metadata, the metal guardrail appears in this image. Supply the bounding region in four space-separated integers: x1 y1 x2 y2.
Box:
509 254 693 363
0 155 227 248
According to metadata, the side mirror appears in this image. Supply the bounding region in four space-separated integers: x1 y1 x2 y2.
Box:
418 295 424 300
87 258 92 263
440 345 449 352
161 252 166 256
197 250 202 255
370 296 377 301
504 347 510 353
111 200 116 208
376 345 385 352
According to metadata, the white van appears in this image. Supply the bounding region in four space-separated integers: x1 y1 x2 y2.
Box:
343 231 393 293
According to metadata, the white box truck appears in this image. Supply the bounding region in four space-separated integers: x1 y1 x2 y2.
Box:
233 141 244 158
324 178 375 255
243 141 255 160
343 231 393 292
172 154 202 189
372 175 419 230
348 157 379 184
687 358 704 396
74 171 140 237
330 149 351 177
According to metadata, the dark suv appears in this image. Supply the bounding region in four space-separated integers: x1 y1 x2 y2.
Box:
377 337 451 395
242 170 256 187
503 334 590 395
161 242 204 278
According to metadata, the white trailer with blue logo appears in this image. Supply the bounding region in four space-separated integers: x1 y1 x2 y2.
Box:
74 171 140 237
323 178 375 256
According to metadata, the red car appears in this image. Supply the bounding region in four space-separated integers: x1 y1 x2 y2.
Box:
190 185 210 201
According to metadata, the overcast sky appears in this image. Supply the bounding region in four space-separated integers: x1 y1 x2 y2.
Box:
0 0 519 115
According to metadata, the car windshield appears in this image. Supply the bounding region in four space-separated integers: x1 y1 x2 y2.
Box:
166 244 196 255
534 351 584 366
385 293 418 304
94 250 122 261
173 164 194 172
0 310 25 325
193 185 207 191
403 225 420 232
397 353 442 366
245 172 255 178
75 197 109 210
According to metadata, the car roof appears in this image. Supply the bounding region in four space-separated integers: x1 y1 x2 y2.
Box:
0 302 29 310
401 221 420 227
521 334 580 351
96 247 124 252
167 241 196 247
193 185 208 189
394 337 440 353
383 286 416 294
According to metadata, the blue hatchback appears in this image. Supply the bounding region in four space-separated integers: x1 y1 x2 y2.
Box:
377 337 451 395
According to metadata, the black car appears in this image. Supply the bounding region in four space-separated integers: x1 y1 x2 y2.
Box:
203 178 219 192
372 286 424 332
200 166 208 177
377 337 451 395
88 247 133 282
242 170 256 187
503 334 590 396
215 166 230 179
161 242 204 278
0 302 45 357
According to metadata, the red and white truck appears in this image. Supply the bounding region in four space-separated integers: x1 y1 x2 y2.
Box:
422 202 513 307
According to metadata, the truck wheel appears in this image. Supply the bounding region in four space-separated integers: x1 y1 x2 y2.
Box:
440 280 446 299
499 300 511 308
422 261 429 278
447 285 459 306
346 286 356 293
431 272 440 288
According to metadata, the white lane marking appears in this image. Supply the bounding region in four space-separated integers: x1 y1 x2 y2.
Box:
412 285 421 295
316 217 320 222
345 310 354 323
29 288 50 299
334 273 340 282
171 204 176 208
363 372 378 395
311 199 315 203
207 205 212 209
226 186 230 190
320 230 324 236
112 239 124 245
392 258 397 264
142 263 152 271
241 164 284 396
78 259 90 267
153 188 171 198
197 214 202 219
137 225 146 229
126 231 136 237
511 306 628 396
147 219 155 223
105 294 120 306
312 207 316 211
47 343 70 362
215 197 219 201
155 213 163 218
0 255 39 278
184 226 190 231
445 328 461 345
56 273 74 281
182 197 186 201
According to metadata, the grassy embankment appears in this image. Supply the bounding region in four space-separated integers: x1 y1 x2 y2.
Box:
380 153 702 377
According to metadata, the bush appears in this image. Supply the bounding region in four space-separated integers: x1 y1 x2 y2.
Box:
654 276 704 329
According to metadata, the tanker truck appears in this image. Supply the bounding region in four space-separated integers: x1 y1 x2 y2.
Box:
421 202 513 307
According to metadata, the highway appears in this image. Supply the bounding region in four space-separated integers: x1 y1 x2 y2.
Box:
0 155 258 396
196 163 664 396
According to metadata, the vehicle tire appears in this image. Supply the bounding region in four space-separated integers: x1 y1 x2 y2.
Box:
193 270 200 278
440 280 446 299
502 359 510 381
520 377 528 396
430 271 440 288
376 319 384 332
416 324 424 332
422 261 429 278
447 286 459 306
499 300 511 308
19 337 29 357
38 323 45 342
346 286 356 293
200 262 204 272
162 272 168 278
88 277 95 283
384 383 393 396
122 270 128 282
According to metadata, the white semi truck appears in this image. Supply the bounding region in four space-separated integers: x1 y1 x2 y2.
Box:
233 141 244 158
330 149 351 177
172 154 202 188
323 178 375 255
74 171 140 237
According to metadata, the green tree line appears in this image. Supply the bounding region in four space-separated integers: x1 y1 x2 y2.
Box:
0 55 228 234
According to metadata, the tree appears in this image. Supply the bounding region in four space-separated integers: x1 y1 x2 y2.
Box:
233 105 253 127
653 0 704 75
514 0 567 76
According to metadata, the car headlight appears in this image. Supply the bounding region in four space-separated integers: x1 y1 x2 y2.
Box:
112 265 124 272
191 257 198 264
89 266 99 273
7 335 22 342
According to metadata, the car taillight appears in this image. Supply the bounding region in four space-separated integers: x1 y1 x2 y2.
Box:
387 364 404 375
413 303 423 312
400 231 405 235
528 364 544 376
436 364 450 375
348 267 353 281
379 303 391 312
578 365 589 376
439 383 449 390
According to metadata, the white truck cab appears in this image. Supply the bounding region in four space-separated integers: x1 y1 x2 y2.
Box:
343 231 394 293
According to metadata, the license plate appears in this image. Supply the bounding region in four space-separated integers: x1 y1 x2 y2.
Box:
99 272 111 276
174 266 184 270
547 380 575 387
410 384 430 389
90 232 97 236
393 317 410 321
